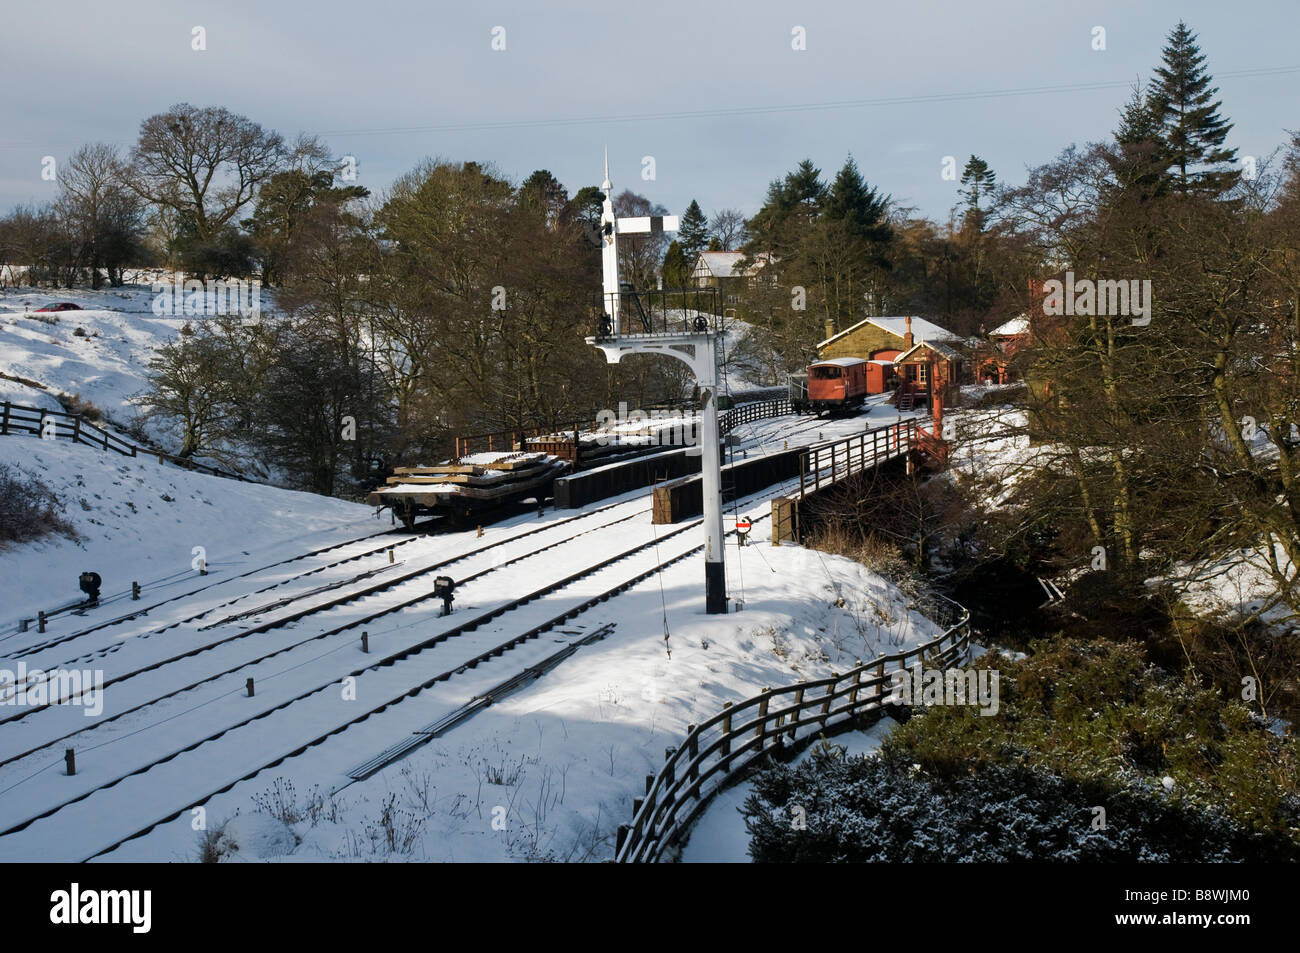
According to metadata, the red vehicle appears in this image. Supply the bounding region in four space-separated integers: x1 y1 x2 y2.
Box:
790 357 871 414
33 303 82 313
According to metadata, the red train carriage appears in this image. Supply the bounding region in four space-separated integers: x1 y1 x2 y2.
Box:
791 357 873 414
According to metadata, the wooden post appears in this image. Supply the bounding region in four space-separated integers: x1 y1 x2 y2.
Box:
720 702 733 761
821 676 837 727
132 581 141 601
361 631 369 653
65 748 76 776
664 746 677 786
72 416 81 444
687 726 698 781
645 774 654 795
477 526 483 538
756 691 770 739
0 400 9 435
616 824 630 854
38 611 46 634
789 687 804 739
388 548 394 563
246 677 255 697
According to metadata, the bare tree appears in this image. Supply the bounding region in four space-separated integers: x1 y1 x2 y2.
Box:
55 143 146 287
130 103 285 257
709 208 748 250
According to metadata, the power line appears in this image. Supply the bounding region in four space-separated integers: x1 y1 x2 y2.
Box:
306 65 1300 139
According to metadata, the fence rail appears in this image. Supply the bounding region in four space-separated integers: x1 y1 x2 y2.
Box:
719 398 791 435
798 419 921 498
0 401 251 482
614 593 970 863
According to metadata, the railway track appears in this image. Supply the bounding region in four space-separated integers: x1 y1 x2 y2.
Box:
0 499 656 772
1 526 423 661
80 509 773 863
0 500 754 861
2 495 648 693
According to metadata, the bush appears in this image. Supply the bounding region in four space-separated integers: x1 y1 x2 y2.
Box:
0 464 77 545
742 747 1300 862
888 637 1300 844
56 392 103 422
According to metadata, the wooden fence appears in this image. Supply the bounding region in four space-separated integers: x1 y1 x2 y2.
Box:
0 401 252 482
614 592 970 863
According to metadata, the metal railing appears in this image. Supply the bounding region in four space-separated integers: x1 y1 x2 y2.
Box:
591 286 721 338
614 593 971 862
798 419 921 498
0 401 252 482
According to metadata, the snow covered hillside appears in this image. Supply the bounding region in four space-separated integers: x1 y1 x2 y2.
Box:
0 436 379 627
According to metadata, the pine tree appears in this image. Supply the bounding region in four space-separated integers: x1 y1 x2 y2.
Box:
959 156 997 231
1150 21 1238 195
825 156 892 245
661 240 688 286
678 199 709 263
1107 85 1171 201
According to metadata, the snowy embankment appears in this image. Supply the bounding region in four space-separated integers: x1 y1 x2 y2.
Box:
0 436 379 627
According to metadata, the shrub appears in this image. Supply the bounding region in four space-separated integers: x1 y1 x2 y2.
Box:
0 464 77 545
741 747 1300 862
888 637 1300 844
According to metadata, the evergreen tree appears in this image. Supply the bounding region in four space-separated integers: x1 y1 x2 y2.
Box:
825 156 892 246
678 199 709 262
1150 21 1238 195
959 156 997 231
661 240 689 286
1106 85 1171 201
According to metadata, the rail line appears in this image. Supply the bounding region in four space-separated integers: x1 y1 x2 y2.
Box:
0 499 656 768
79 510 772 863
0 503 736 851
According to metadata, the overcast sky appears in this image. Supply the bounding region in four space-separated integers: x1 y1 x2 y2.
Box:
1 0 1295 224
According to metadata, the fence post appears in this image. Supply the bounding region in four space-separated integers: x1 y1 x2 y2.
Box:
1 401 9 435
720 702 733 762
820 675 837 727
756 691 770 740
687 726 698 781
246 678 255 697
65 748 76 776
38 611 46 633
72 416 81 444
132 581 140 601
788 688 804 739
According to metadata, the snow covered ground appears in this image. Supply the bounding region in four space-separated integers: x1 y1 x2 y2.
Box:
0 281 192 434
0 437 381 628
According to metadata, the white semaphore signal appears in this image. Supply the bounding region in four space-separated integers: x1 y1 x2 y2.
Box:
587 152 728 614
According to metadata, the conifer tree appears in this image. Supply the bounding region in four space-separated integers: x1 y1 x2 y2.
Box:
959 156 997 231
1149 21 1238 195
678 199 709 263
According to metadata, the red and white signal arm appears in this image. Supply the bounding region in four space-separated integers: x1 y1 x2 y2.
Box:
735 518 751 534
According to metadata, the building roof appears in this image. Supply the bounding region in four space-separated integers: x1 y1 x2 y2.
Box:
691 251 770 279
810 357 868 368
817 315 959 349
895 340 964 363
990 316 1029 337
